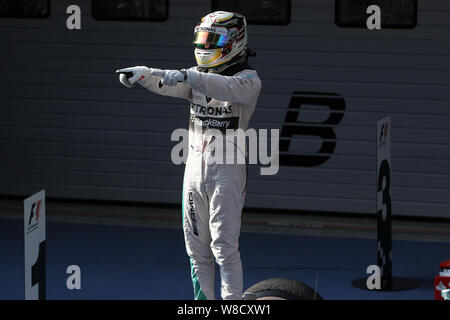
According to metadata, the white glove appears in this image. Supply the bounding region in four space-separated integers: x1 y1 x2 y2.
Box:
151 69 185 86
116 66 151 88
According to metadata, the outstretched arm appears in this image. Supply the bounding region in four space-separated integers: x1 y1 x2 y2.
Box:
116 66 192 101
184 68 261 104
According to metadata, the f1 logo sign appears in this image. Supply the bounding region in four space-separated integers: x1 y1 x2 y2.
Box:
280 91 345 167
379 123 389 147
28 200 42 226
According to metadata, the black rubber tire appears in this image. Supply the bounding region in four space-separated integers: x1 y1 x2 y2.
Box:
244 278 323 300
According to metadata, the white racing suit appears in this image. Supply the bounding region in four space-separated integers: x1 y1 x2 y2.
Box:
140 65 261 300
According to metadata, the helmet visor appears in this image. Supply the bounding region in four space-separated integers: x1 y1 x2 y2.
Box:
193 26 228 48
193 31 228 48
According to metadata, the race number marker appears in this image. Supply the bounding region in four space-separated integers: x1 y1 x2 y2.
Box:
24 190 46 300
376 117 392 290
353 118 418 291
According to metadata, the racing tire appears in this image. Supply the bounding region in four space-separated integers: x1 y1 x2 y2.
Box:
243 278 323 300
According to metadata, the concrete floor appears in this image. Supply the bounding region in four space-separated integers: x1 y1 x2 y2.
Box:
1 198 449 243
1 197 449 300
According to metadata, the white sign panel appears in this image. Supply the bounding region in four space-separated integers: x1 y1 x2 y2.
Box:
377 116 391 220
24 190 46 300
376 117 392 287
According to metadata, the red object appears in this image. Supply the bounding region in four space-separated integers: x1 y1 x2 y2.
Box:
440 259 450 270
434 259 450 300
35 200 41 220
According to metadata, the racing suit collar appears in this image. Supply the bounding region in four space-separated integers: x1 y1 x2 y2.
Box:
197 51 254 75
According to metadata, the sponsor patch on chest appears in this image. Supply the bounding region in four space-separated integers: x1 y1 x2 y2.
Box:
190 102 233 116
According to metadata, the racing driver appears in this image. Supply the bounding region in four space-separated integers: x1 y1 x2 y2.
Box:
116 11 261 300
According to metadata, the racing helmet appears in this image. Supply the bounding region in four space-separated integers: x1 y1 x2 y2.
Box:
193 11 248 69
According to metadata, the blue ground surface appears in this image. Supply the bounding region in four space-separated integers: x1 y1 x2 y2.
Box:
0 218 447 300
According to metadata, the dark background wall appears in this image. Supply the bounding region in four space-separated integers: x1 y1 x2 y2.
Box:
1 0 449 218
